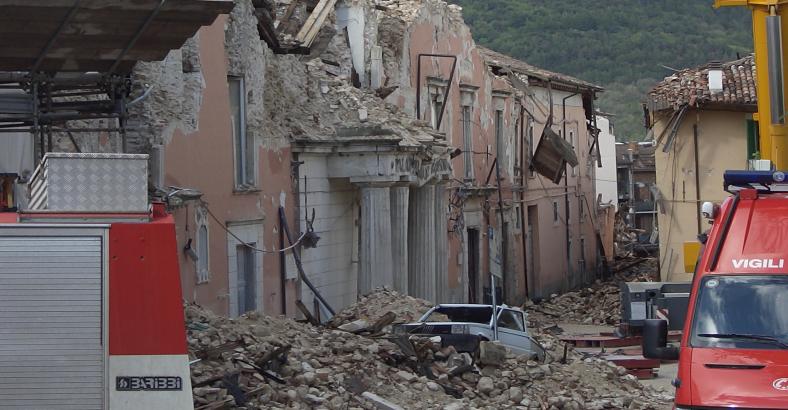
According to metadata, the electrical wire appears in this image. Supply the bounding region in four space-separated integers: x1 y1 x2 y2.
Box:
202 202 306 254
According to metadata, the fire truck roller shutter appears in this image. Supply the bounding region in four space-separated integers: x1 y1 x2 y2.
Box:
0 227 106 409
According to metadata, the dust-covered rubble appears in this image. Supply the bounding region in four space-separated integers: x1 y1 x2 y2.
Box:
186 288 672 409
527 258 659 326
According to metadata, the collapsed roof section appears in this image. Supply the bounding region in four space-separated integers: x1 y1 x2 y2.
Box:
478 46 603 94
0 0 234 73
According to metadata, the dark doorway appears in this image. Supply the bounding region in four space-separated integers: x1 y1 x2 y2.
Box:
467 228 480 303
527 205 539 299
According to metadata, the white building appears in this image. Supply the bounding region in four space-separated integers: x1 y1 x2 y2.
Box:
595 115 618 210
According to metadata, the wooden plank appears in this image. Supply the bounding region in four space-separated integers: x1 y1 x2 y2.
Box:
295 0 330 42
301 0 337 47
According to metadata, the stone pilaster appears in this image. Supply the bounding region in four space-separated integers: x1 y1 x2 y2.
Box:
359 184 394 295
408 184 436 301
390 185 410 294
434 182 449 303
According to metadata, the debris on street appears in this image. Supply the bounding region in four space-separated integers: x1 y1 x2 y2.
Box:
186 289 672 409
527 258 659 326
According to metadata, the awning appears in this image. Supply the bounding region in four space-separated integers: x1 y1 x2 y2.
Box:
0 0 234 73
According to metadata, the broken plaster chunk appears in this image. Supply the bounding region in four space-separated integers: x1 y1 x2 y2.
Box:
338 319 368 333
361 391 405 410
358 108 368 122
478 341 507 367
396 370 417 382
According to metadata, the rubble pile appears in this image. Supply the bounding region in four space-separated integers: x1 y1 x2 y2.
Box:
187 288 671 409
326 288 434 329
528 258 659 325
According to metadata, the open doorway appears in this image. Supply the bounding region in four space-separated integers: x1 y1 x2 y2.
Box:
467 228 480 303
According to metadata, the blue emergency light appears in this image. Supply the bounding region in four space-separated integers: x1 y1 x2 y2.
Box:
724 170 787 192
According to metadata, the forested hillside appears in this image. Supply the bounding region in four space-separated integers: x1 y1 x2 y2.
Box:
449 0 753 140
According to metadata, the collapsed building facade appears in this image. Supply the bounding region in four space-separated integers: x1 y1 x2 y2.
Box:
1 0 606 318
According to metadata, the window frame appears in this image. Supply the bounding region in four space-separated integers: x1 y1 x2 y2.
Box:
462 105 474 180
228 75 256 190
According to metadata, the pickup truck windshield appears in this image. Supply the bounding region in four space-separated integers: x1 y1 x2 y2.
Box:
690 275 788 350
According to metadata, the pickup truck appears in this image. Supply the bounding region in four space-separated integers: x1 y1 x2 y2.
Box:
644 171 788 409
393 304 546 361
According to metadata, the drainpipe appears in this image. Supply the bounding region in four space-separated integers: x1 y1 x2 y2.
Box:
562 91 580 291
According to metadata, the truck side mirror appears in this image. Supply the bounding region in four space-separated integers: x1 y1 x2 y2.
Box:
643 319 679 361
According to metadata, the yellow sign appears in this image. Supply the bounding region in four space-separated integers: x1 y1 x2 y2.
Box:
684 241 702 273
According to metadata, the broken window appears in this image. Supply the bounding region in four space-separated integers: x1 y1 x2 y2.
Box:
229 76 255 189
497 309 525 332
431 95 444 130
427 77 449 131
431 306 493 324
462 105 473 180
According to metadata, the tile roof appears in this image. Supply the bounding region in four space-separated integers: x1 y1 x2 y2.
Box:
648 54 756 112
477 46 603 92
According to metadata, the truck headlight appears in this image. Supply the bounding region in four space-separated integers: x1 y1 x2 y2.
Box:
451 324 469 334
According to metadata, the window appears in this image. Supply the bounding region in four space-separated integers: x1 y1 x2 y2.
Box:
463 105 473 180
495 109 505 172
236 244 257 315
514 117 521 175
690 275 788 350
570 130 577 177
497 309 525 332
197 223 209 283
553 201 559 223
430 94 444 130
579 197 585 221
746 119 760 161
229 76 255 188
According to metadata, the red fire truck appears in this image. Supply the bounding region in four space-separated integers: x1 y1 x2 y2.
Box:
645 170 788 409
0 153 193 409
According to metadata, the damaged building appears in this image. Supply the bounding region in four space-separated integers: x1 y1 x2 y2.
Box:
0 0 606 319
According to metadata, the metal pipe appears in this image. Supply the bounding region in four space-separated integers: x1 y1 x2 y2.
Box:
415 54 457 127
494 149 507 302
127 85 154 107
278 207 288 316
519 105 530 298
767 12 785 124
693 124 702 235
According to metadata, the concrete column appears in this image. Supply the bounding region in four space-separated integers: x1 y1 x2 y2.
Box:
359 184 394 295
390 185 410 294
408 184 436 301
434 182 449 303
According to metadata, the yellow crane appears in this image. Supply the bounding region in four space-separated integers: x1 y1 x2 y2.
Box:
715 0 788 169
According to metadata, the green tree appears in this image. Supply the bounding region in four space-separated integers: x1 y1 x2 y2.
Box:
450 0 752 140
